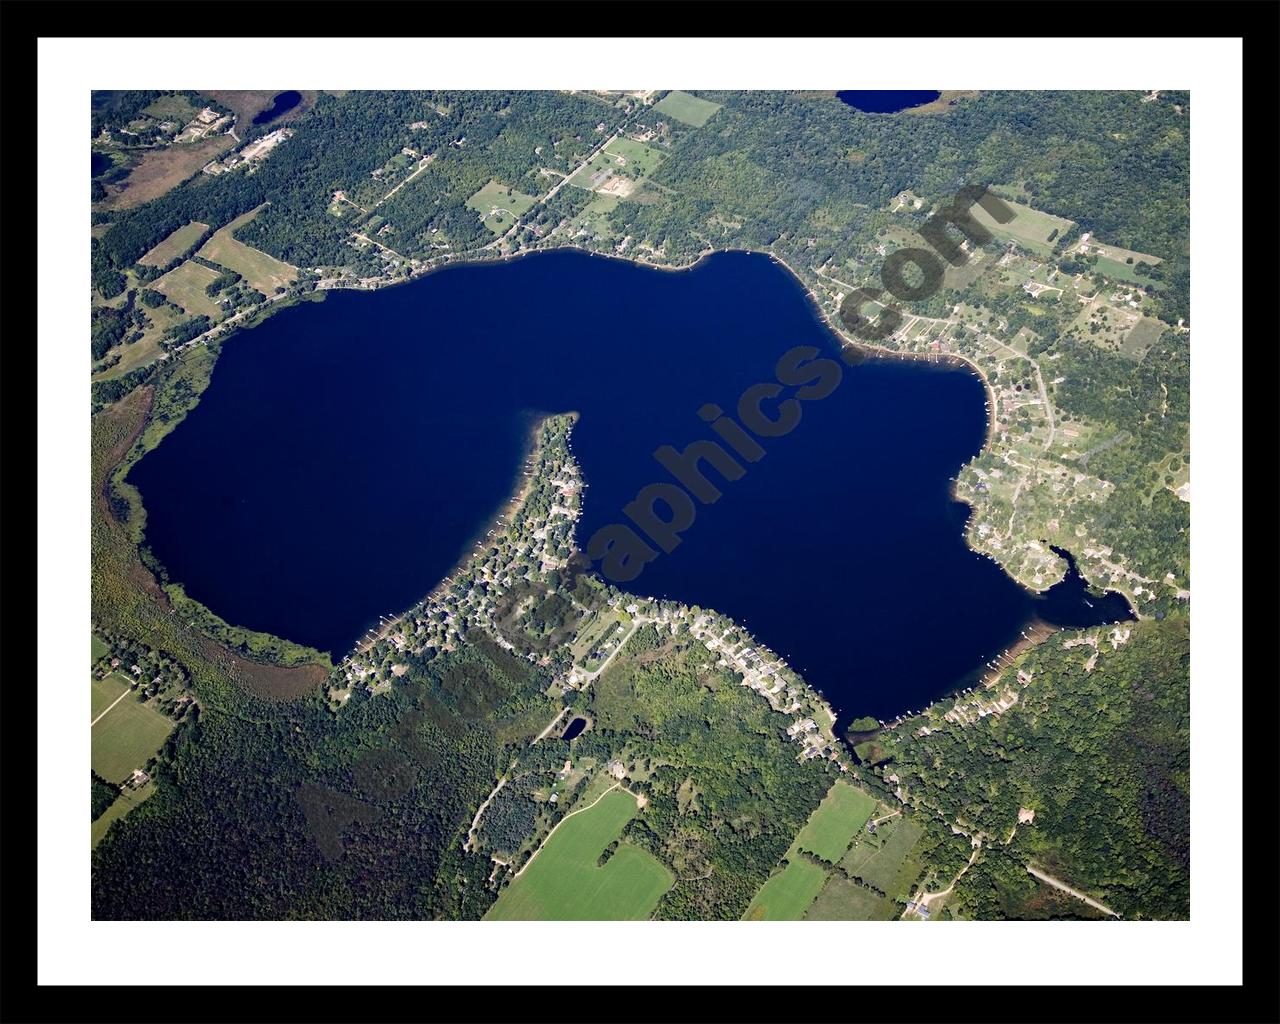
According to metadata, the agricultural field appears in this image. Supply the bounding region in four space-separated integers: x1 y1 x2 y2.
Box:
742 857 828 920
1093 255 1165 289
91 676 175 784
805 875 901 920
485 789 672 920
840 816 925 900
138 221 209 267
197 208 299 295
152 260 224 319
466 180 538 236
971 196 1076 257
793 780 877 863
654 90 722 127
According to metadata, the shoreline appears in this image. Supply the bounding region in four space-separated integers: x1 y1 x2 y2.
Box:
117 241 1076 724
345 409 579 662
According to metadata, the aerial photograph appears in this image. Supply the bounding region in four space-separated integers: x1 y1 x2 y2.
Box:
87 86 1190 924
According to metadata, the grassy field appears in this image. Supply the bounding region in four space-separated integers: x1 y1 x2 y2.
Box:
91 671 131 719
742 857 829 920
152 260 224 318
654 91 722 127
840 817 925 899
466 181 538 236
793 780 877 863
603 137 665 179
1120 315 1166 360
485 789 672 920
91 676 174 784
142 94 201 123
197 207 298 295
92 633 111 664
972 197 1075 257
1094 255 1165 289
138 222 209 267
92 779 155 848
806 875 900 920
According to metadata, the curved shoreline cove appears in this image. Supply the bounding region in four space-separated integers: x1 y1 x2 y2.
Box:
836 91 941 114
129 250 1132 721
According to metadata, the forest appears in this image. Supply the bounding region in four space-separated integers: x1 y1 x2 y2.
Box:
874 616 1189 919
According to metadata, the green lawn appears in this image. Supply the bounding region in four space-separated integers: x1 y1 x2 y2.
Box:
466 180 538 236
794 780 877 863
485 789 672 920
91 677 174 784
654 91 722 127
742 857 829 920
138 221 209 267
92 633 111 664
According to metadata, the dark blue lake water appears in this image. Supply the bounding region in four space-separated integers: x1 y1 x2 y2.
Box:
837 91 941 113
130 250 1131 722
252 91 302 125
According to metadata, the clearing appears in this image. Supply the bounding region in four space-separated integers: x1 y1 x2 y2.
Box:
91 675 174 784
806 875 901 920
485 788 672 920
742 857 829 920
840 815 926 900
152 260 224 319
197 207 298 295
972 196 1075 257
654 91 722 127
96 135 234 212
793 779 877 863
466 181 538 236
138 222 209 268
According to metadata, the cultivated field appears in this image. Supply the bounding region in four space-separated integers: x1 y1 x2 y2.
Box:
654 91 722 127
485 789 672 920
138 222 209 267
972 197 1076 257
466 181 538 236
742 857 828 920
197 208 298 295
793 780 877 863
152 260 224 318
91 675 174 784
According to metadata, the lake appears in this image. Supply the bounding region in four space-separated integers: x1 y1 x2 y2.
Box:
252 91 302 125
130 250 1131 723
837 91 941 113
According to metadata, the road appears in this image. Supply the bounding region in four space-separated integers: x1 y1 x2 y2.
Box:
530 706 570 745
1027 865 1120 917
